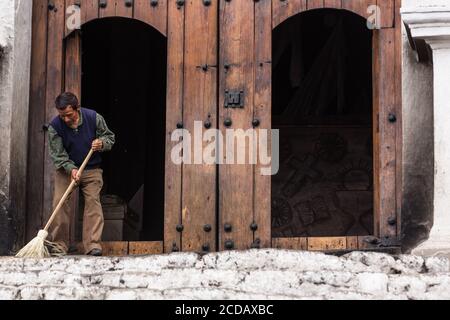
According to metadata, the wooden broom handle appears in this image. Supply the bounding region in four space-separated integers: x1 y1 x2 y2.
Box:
44 148 95 231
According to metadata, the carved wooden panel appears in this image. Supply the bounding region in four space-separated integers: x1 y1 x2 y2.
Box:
272 126 373 237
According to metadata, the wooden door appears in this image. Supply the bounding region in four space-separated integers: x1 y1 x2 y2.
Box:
270 0 401 251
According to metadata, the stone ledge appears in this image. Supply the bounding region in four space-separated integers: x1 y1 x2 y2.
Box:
0 250 449 300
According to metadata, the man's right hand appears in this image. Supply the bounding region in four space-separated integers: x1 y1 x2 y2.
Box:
71 169 80 183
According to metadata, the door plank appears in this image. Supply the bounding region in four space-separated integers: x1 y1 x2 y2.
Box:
377 0 394 28
64 31 82 246
26 0 48 241
134 0 167 36
181 0 217 253
373 28 396 239
342 0 374 20
307 0 324 10
324 0 342 8
99 0 117 18
164 0 184 253
81 0 99 25
43 0 66 225
273 0 306 29
115 0 133 18
254 0 272 249
219 0 255 250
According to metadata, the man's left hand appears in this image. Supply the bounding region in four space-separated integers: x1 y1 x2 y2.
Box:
92 139 103 152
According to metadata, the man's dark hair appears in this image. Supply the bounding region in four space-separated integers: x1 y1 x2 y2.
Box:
55 92 79 110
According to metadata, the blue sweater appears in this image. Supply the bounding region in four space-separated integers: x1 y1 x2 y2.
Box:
50 108 102 170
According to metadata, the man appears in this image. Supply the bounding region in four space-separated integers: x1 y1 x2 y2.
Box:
48 92 115 256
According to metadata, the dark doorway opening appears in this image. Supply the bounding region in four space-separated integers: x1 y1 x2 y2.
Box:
272 9 373 237
80 17 167 241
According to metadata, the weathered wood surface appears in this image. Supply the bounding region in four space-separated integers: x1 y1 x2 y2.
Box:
219 0 255 251
308 236 347 251
43 0 65 226
373 28 396 238
26 0 48 240
81 0 99 25
254 0 272 249
308 0 324 10
134 0 167 36
115 0 133 18
181 0 217 252
99 0 119 18
164 0 184 253
377 0 395 28
272 237 307 250
273 0 306 29
64 30 82 245
129 241 164 255
324 0 342 8
273 236 373 250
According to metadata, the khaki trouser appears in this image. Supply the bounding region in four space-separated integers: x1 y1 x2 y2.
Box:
48 168 104 254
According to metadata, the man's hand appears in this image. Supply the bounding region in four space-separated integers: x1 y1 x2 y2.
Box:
92 139 103 152
71 169 80 183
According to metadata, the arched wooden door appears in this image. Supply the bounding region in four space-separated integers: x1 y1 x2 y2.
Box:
269 0 401 251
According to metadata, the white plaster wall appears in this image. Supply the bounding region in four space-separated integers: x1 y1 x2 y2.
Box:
0 0 32 254
0 1 15 248
0 0 14 51
400 0 441 251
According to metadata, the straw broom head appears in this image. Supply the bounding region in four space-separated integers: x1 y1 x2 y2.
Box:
15 230 51 258
15 230 67 258
15 149 94 259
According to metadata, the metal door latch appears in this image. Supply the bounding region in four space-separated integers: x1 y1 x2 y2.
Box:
224 90 244 108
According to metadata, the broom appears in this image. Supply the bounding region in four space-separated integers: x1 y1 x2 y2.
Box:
16 148 95 258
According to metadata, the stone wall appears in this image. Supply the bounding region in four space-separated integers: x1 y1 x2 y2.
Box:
0 250 449 300
0 0 32 255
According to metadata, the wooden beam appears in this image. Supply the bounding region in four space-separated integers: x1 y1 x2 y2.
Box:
129 241 163 255
307 237 347 251
272 237 308 250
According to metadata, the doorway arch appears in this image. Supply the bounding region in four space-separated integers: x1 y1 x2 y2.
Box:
75 17 167 242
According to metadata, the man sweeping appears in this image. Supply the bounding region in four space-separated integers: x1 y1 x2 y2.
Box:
47 92 115 256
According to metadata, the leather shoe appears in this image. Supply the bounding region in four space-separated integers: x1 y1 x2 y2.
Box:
87 248 102 256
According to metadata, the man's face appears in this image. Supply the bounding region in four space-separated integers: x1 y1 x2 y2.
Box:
58 105 79 128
